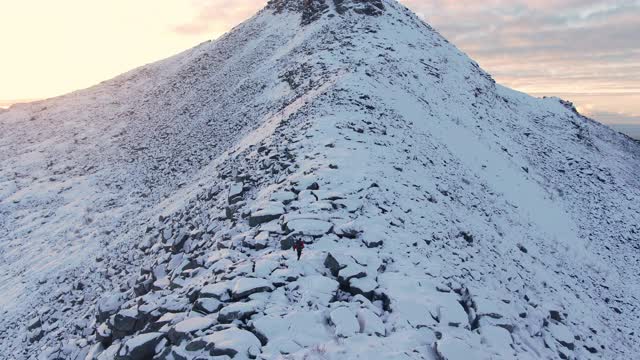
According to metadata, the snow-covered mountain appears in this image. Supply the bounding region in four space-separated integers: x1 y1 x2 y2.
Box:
1 0 639 359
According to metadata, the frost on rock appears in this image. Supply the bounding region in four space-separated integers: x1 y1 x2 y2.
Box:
330 307 359 338
285 218 333 237
2 0 640 358
231 278 274 300
115 332 165 360
188 327 261 360
356 308 385 336
168 317 215 344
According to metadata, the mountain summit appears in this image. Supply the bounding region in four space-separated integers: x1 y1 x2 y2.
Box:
1 1 639 359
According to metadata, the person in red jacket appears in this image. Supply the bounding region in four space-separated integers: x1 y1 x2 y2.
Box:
292 238 305 261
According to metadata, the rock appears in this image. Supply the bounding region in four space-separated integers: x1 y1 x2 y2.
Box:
96 323 112 345
356 308 385 336
161 228 173 242
26 317 41 331
479 325 513 356
97 344 120 360
252 232 269 250
474 297 504 320
168 317 216 344
435 336 479 360
115 332 165 360
28 329 44 343
306 182 320 190
280 236 294 250
270 191 297 204
254 259 279 278
548 323 575 350
295 275 339 306
337 264 367 285
169 230 190 252
194 298 223 314
285 218 333 237
324 253 348 277
249 203 285 227
271 268 300 286
361 233 384 248
313 190 344 201
333 221 361 238
349 277 378 298
200 281 232 300
232 278 274 300
97 293 124 322
218 301 261 323
436 301 469 328
228 184 246 205
188 328 261 359
110 308 141 338
84 343 105 360
329 307 359 338
549 310 563 322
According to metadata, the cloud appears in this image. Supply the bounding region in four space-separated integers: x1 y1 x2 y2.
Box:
173 0 264 35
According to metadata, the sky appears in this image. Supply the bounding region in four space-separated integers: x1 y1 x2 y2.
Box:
0 0 638 125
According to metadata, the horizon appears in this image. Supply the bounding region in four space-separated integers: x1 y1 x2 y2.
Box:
1 0 638 126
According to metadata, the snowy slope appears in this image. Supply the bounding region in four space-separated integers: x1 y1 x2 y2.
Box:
1 0 639 359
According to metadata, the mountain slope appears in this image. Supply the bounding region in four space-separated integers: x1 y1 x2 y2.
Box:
1 1 639 359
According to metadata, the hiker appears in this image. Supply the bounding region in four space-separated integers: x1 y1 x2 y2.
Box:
292 238 305 261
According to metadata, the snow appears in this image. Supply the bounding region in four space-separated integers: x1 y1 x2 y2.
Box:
435 334 482 360
174 317 215 334
285 218 333 236
356 308 385 336
200 281 232 300
197 328 261 360
330 307 359 338
231 277 274 299
1 0 639 359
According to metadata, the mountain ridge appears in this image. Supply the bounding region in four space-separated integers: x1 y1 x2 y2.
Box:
1 1 638 359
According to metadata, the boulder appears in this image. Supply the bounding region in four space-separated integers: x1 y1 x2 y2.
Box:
548 323 575 350
228 184 246 205
168 317 216 344
324 253 348 277
232 278 274 300
115 332 165 360
169 230 190 252
436 301 469 328
194 298 223 314
356 308 385 336
26 317 41 331
187 328 261 359
249 203 285 227
333 221 361 238
349 277 378 298
270 191 297 204
96 323 112 345
97 293 124 323
280 236 294 250
329 307 359 338
361 233 384 248
218 301 261 323
435 336 479 360
337 264 367 285
110 308 141 339
200 281 232 300
285 218 332 237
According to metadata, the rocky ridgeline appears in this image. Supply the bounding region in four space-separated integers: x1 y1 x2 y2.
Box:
267 0 385 25
30 108 387 359
28 90 603 360
3 0 638 359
